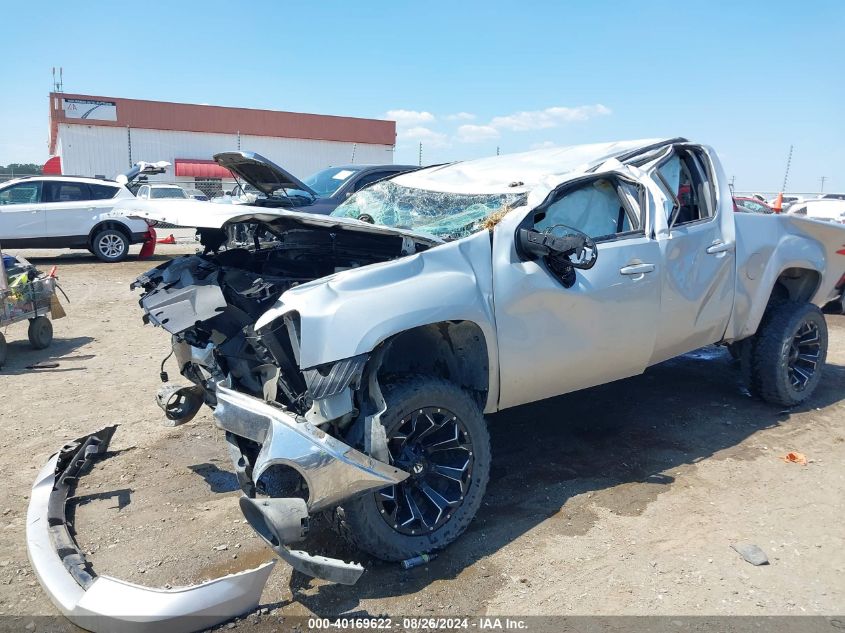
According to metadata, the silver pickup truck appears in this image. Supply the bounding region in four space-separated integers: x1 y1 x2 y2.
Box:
28 138 845 629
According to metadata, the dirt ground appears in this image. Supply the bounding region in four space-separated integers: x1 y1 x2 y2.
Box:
0 243 843 626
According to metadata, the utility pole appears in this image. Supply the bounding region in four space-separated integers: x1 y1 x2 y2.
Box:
351 143 357 164
496 146 500 156
819 176 826 193
781 144 793 192
729 175 735 194
418 142 422 167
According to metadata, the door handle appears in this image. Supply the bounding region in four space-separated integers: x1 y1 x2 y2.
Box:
706 240 734 254
619 263 655 275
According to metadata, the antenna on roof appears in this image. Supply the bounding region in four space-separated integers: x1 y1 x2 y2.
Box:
52 67 64 93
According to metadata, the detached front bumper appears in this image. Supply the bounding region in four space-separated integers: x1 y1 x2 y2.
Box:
26 426 274 633
212 386 408 584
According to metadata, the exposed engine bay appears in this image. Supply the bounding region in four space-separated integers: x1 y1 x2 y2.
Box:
133 219 431 418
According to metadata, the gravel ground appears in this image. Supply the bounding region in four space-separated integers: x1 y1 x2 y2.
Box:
0 244 842 626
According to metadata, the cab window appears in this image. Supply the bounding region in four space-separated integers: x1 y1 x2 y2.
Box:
535 178 642 241
0 181 43 205
655 149 715 226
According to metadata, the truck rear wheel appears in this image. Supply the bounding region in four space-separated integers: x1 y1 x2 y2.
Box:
339 375 490 561
746 301 827 406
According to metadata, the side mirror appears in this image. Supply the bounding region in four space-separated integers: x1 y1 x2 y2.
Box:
516 226 597 288
516 227 597 270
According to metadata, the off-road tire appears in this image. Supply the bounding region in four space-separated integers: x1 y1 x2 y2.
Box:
339 375 491 561
92 228 129 262
28 316 53 350
745 301 827 406
0 332 7 367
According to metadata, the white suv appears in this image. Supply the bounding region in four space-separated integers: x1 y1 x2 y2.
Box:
0 175 156 262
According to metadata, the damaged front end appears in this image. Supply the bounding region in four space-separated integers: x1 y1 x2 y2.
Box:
129 215 433 584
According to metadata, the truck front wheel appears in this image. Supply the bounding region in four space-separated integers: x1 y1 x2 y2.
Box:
746 301 828 406
339 375 491 561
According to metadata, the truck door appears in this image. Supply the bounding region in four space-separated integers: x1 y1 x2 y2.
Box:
493 174 662 410
0 180 46 241
646 146 736 364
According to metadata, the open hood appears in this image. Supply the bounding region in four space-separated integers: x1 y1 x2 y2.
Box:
109 198 442 246
214 151 317 198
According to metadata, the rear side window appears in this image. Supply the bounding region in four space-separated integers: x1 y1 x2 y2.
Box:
0 181 42 205
89 184 120 200
45 181 92 203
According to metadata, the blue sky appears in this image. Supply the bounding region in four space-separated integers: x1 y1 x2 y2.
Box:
1 0 843 192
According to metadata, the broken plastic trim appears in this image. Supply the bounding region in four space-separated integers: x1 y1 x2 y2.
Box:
26 426 275 633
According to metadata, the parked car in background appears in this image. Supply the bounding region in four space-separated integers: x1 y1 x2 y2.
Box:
787 198 845 223
0 167 161 262
734 196 774 213
212 182 266 205
820 193 845 201
302 162 419 211
213 151 417 214
136 183 190 200
183 187 209 201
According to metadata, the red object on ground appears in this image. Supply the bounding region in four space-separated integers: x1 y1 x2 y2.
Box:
139 227 158 259
156 234 176 245
42 156 62 175
47 266 58 278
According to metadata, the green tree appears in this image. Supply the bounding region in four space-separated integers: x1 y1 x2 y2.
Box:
0 163 43 176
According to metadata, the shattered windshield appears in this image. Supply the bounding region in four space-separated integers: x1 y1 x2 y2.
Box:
330 180 527 240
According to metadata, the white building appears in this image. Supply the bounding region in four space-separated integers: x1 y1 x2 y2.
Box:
46 92 396 196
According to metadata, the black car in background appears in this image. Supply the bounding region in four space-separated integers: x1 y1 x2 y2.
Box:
214 151 417 214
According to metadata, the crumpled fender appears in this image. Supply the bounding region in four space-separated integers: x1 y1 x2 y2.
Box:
255 230 499 402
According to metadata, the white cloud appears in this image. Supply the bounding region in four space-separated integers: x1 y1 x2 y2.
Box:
397 126 450 148
456 124 500 143
385 109 436 126
445 112 476 121
491 104 611 131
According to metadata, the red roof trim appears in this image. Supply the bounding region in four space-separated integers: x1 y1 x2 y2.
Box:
49 92 395 154
174 159 233 179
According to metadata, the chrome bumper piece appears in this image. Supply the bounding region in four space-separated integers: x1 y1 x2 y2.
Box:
212 386 408 584
26 427 275 633
212 385 407 512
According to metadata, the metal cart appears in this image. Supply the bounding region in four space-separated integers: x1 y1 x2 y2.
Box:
0 249 64 367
